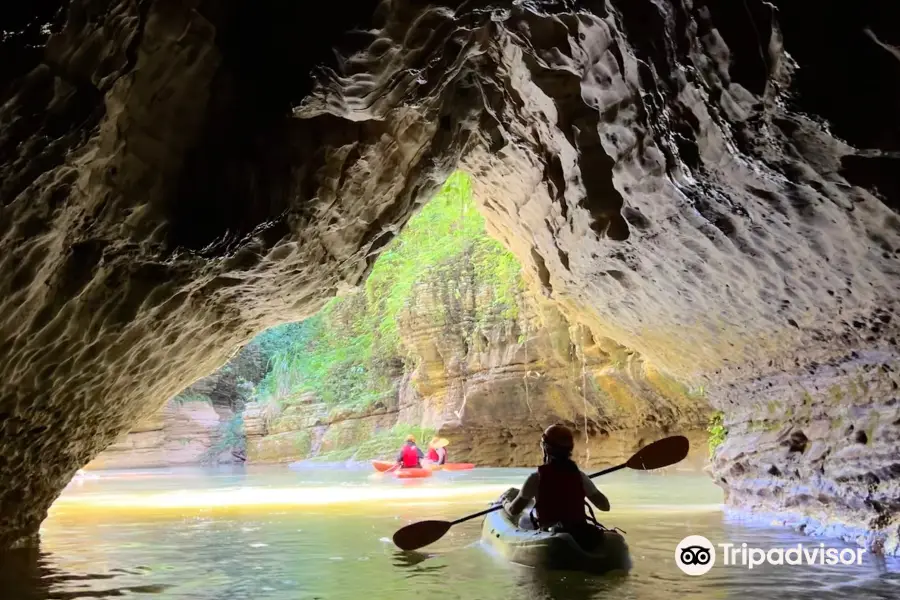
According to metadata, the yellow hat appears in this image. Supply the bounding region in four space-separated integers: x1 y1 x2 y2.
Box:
406 434 416 443
430 437 450 449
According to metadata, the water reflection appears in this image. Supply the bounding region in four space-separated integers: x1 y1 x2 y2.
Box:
392 550 435 567
1 466 896 599
517 568 627 600
0 547 171 599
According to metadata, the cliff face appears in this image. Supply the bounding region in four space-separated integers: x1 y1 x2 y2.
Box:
87 343 264 468
243 394 400 464
394 255 710 467
240 303 709 467
0 0 898 552
240 247 708 467
84 399 234 470
712 354 900 554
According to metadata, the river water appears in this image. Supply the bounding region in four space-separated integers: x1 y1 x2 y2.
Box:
2 464 898 599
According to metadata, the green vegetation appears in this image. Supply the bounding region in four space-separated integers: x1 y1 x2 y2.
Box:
828 384 844 404
251 171 524 415
366 171 523 331
312 424 437 462
253 308 395 412
171 392 211 406
201 413 246 464
233 171 522 461
707 411 726 456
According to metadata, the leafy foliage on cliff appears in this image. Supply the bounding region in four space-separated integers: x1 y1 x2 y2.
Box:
201 412 246 464
254 301 395 409
365 171 523 353
708 411 726 456
251 171 525 413
312 424 437 462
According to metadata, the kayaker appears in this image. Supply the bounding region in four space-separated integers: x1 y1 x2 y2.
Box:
396 435 425 469
426 437 448 465
501 424 610 548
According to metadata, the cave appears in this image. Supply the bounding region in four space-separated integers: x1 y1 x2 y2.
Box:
1 0 899 560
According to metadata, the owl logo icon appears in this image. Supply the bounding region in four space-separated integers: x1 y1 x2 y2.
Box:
675 535 716 575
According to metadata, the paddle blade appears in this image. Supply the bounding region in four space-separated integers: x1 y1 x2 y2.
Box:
392 520 452 551
625 435 690 471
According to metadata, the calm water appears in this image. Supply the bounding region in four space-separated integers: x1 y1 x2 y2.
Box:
2 464 898 599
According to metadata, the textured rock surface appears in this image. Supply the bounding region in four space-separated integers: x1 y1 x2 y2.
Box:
245 396 398 464
395 268 709 467
0 0 898 551
85 342 265 468
84 400 233 470
241 252 708 466
712 353 900 553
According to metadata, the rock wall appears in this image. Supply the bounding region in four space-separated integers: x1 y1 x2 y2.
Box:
394 259 710 467
86 342 264 468
84 400 234 470
712 353 900 554
241 252 709 467
0 0 898 552
244 394 399 464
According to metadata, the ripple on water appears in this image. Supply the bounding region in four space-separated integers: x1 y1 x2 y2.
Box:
7 468 900 600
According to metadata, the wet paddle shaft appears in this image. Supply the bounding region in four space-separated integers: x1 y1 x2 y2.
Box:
392 435 690 551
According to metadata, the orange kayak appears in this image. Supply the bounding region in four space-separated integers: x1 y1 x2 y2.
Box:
372 460 475 473
393 467 432 479
442 463 475 471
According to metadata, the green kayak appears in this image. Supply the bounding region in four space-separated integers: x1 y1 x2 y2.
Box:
480 506 632 575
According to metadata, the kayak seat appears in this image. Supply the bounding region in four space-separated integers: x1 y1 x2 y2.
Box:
495 486 618 551
532 500 610 552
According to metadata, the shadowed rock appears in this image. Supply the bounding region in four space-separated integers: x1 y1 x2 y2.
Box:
0 0 898 552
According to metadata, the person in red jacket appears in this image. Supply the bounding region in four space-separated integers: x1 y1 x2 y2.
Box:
501 424 610 548
426 437 448 465
396 435 425 469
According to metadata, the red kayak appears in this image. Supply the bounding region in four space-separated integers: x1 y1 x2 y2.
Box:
393 467 432 479
371 460 474 472
441 463 475 471
370 462 434 477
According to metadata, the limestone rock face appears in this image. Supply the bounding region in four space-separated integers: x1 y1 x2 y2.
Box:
395 267 709 467
712 354 900 554
241 280 710 467
84 400 234 470
244 395 398 464
0 0 898 551
85 342 264 468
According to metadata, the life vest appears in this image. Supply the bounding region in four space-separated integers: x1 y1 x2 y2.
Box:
401 444 420 468
426 448 439 462
535 462 585 528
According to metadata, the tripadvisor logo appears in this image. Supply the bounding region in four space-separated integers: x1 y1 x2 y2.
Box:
675 535 716 575
675 536 867 575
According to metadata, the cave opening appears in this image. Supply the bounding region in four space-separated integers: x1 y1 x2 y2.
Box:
82 170 540 470
80 168 714 477
2 0 900 595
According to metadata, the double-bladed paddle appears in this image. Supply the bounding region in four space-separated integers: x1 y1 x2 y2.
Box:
391 435 690 551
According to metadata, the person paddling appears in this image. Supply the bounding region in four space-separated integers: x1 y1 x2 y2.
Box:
396 435 425 469
426 437 448 465
501 424 610 549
